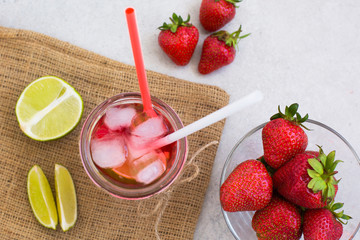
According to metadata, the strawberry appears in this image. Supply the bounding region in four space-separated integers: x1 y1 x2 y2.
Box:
273 147 340 209
199 0 241 32
198 25 250 74
158 13 199 66
303 202 351 240
262 103 308 169
252 194 302 240
220 159 272 212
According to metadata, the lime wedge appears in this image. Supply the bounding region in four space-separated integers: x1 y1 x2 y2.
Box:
54 164 77 232
15 76 83 141
27 165 58 229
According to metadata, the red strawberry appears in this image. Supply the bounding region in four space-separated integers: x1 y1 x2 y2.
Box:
262 103 308 169
158 13 199 66
273 147 340 209
198 25 250 74
199 0 241 32
220 159 272 212
252 194 302 240
303 202 351 240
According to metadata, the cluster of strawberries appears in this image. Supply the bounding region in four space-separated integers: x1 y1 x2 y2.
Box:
220 103 351 240
158 0 249 74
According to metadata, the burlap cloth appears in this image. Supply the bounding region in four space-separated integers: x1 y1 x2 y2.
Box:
0 26 229 239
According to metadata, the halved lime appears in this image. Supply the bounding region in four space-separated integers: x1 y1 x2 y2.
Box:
54 164 77 232
15 76 83 141
27 165 58 229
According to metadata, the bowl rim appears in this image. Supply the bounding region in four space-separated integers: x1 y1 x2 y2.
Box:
220 119 360 240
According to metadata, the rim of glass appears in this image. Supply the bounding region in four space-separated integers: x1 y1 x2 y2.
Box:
79 92 188 200
220 119 360 240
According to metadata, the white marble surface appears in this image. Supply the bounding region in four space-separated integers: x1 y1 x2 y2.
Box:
1 0 360 239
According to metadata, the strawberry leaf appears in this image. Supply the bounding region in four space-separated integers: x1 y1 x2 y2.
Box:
213 25 250 48
270 103 309 128
330 160 343 172
270 113 281 120
332 202 344 211
307 178 317 189
327 184 335 199
335 178 341 184
335 210 352 224
311 178 326 192
326 201 352 225
170 25 177 33
239 33 251 39
301 113 309 123
319 152 327 166
172 13 180 23
341 214 352 221
321 186 329 199
329 176 339 185
315 180 326 192
307 169 319 178
184 14 190 23
307 146 341 204
287 103 298 117
326 150 335 168
158 13 192 33
308 158 324 175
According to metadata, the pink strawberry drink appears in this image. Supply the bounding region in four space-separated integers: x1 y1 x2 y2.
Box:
79 93 187 199
91 103 174 185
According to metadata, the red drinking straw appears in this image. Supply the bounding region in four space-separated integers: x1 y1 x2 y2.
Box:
125 7 157 117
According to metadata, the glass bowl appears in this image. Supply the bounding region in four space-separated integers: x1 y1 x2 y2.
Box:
220 119 360 239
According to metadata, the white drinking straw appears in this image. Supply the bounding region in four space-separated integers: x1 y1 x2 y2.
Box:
153 90 263 149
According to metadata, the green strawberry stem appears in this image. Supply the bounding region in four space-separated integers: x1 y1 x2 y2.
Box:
307 146 342 204
212 25 250 49
270 103 309 130
215 0 242 7
326 201 352 225
158 13 192 33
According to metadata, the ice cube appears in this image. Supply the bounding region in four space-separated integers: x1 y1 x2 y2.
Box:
126 135 153 159
131 116 167 139
132 151 167 184
136 160 165 184
104 106 137 131
112 151 166 183
90 137 126 168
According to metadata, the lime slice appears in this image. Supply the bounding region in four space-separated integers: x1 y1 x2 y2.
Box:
15 76 83 141
54 164 77 232
27 165 58 229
